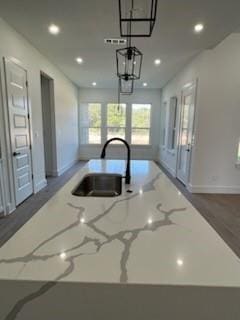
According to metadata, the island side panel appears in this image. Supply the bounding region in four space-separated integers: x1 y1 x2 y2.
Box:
1 280 240 320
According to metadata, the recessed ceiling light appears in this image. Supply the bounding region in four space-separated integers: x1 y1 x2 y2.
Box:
154 59 161 65
92 82 97 86
143 82 148 87
76 57 83 64
194 23 204 33
48 24 60 35
177 259 184 266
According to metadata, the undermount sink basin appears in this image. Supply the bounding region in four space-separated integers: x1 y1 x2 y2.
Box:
72 173 122 197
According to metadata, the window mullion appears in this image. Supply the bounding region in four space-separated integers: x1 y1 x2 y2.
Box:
126 103 132 144
101 103 107 144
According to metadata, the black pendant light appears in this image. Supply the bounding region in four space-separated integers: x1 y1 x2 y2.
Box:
116 45 143 81
115 0 158 97
119 77 134 95
119 0 158 37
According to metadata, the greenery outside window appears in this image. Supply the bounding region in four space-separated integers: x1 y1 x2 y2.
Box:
107 104 126 143
79 103 101 144
79 102 152 145
131 104 151 145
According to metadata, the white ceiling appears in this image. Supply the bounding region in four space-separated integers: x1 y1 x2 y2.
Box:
1 0 240 89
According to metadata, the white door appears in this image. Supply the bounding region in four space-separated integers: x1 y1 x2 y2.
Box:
4 59 33 205
0 159 5 214
177 84 196 185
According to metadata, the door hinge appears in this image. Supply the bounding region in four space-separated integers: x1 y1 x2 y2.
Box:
26 80 29 87
27 113 30 120
29 144 32 150
32 174 34 180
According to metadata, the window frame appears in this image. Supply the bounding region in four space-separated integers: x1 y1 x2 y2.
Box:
130 103 152 146
79 102 153 146
106 103 127 143
79 102 102 145
160 101 168 149
237 138 240 165
167 96 178 152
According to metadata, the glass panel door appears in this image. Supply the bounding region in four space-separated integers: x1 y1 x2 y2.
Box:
177 84 196 185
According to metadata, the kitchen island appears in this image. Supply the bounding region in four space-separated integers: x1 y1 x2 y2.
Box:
0 160 239 319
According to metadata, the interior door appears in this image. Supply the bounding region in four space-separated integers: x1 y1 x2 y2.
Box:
177 84 196 185
0 159 5 214
4 59 33 206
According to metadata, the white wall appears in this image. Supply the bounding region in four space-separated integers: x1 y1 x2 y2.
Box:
78 88 161 160
159 54 204 176
159 34 240 193
0 18 79 212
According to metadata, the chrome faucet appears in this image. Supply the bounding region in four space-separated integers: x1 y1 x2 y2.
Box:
100 138 131 184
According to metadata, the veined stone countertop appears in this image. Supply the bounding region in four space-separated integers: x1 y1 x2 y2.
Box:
0 160 239 288
1 160 240 320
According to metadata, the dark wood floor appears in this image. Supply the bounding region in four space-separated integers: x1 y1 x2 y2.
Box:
157 163 240 258
0 160 240 261
0 161 86 248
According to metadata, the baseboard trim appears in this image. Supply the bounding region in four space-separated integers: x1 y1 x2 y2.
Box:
7 202 15 214
56 159 79 176
188 184 240 194
35 179 47 193
46 170 56 177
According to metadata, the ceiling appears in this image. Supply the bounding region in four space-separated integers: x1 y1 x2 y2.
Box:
1 0 240 89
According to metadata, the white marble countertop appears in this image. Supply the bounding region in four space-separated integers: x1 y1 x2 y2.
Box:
0 160 239 287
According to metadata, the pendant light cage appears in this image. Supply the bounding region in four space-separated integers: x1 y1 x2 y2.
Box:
119 77 134 95
116 46 143 81
119 0 158 37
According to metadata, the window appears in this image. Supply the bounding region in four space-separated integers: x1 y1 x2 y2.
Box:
237 139 240 163
79 103 101 144
167 97 177 150
79 102 152 145
131 104 151 145
107 104 126 143
160 102 167 147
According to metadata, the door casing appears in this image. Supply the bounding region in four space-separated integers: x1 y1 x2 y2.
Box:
4 58 34 206
176 81 197 186
40 72 57 177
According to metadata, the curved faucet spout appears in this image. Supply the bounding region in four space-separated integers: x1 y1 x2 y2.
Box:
100 138 131 184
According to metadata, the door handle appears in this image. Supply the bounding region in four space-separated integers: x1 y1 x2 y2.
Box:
186 144 191 152
13 152 21 157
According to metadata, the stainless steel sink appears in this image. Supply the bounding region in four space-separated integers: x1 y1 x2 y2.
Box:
72 173 122 197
